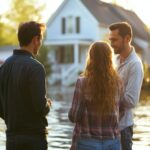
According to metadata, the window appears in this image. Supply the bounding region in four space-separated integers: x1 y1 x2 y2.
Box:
68 16 73 33
61 17 66 34
61 16 80 34
76 17 80 33
56 46 74 63
64 45 74 63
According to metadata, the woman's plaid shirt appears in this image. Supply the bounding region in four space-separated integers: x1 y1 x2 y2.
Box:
68 77 121 150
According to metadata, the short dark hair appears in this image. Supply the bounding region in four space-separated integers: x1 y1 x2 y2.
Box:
18 21 46 47
109 22 132 38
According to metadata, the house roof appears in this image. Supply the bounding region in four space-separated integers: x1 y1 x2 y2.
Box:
81 0 150 41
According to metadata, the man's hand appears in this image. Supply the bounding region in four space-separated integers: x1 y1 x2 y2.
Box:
47 98 52 107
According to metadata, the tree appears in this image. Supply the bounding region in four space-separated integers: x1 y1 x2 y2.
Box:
36 45 52 79
0 17 7 45
0 0 44 46
143 63 150 88
0 0 51 78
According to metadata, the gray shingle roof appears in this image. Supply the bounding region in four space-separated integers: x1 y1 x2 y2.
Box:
81 0 150 41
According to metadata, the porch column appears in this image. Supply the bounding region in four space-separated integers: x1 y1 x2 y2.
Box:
74 43 79 64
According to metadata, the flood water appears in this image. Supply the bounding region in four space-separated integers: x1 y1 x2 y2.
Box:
0 86 150 150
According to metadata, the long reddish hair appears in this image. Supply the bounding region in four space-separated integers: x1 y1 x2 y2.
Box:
82 41 121 116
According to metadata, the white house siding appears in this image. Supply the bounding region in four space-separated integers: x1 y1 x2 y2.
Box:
46 0 100 42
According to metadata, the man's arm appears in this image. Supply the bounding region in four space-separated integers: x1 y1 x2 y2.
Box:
122 61 144 109
29 64 50 116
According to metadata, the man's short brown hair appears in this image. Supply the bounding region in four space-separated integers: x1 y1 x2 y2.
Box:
18 21 46 47
109 22 132 38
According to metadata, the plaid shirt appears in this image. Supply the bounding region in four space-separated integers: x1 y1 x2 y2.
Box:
68 77 120 150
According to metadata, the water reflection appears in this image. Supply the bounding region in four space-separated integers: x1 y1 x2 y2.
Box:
47 86 74 149
133 105 150 149
0 86 150 150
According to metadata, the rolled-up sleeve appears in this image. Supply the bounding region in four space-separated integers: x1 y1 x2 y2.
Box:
68 78 85 123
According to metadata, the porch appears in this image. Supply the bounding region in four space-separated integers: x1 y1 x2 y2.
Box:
44 40 92 86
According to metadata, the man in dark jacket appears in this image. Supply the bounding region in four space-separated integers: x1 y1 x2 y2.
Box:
0 21 51 150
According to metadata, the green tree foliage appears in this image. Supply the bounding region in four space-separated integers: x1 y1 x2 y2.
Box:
0 17 7 45
0 0 51 77
0 0 44 46
36 45 52 78
143 63 150 88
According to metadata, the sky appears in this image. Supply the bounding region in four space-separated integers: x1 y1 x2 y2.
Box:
0 0 150 27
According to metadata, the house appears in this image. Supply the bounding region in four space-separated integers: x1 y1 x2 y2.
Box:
45 0 150 85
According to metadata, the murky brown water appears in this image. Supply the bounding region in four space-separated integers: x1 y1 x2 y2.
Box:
0 87 150 150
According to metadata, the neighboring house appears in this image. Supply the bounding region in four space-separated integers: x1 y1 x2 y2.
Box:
45 0 150 85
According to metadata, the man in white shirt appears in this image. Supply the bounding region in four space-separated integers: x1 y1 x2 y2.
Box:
108 22 144 150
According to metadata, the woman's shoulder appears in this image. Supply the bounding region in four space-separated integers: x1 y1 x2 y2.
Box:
76 76 88 90
77 76 87 83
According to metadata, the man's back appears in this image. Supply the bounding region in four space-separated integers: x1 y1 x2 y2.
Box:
0 21 50 150
0 49 49 136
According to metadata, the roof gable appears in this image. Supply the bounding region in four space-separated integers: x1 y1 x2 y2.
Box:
47 0 98 27
47 0 68 26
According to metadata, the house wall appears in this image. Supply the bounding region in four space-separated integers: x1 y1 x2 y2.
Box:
46 0 105 42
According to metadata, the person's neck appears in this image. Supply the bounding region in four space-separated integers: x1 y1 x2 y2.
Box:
120 45 132 63
21 46 34 56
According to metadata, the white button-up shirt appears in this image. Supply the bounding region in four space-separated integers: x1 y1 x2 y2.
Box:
116 48 144 130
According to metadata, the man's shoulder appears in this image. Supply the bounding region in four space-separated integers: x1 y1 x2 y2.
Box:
29 57 41 65
127 49 142 66
76 76 88 88
128 53 143 74
26 57 43 68
0 55 15 67
27 59 45 76
78 76 87 82
130 53 143 67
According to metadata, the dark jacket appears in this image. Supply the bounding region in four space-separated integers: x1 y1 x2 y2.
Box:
0 49 50 136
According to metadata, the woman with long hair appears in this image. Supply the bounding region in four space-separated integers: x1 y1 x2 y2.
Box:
68 41 123 150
